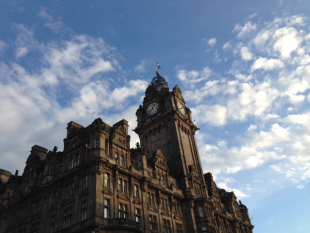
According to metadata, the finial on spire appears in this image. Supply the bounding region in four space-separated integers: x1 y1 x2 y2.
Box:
156 61 161 75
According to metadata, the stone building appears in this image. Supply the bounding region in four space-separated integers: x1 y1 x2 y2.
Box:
0 73 254 233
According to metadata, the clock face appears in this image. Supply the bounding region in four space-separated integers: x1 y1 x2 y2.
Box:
177 102 186 115
147 102 159 116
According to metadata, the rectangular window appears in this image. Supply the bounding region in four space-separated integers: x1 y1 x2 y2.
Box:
52 190 58 204
147 192 151 204
9 189 13 198
202 226 208 233
134 185 139 198
104 173 110 188
95 138 99 148
118 203 128 219
198 206 204 217
149 214 157 231
83 175 88 189
161 197 169 210
63 207 72 228
138 160 143 170
175 202 181 215
49 165 53 175
118 178 122 191
30 222 39 233
66 182 75 198
151 193 155 205
82 200 87 221
163 219 171 233
50 215 55 233
123 180 127 194
135 208 141 223
176 223 183 233
104 199 110 219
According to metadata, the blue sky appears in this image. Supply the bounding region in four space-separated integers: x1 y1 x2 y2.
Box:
0 1 310 232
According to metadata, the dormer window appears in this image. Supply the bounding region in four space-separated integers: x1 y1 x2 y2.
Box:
138 160 143 170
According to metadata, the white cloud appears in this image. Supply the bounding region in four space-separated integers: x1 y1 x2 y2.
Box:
223 41 232 50
233 22 257 38
134 59 148 73
176 66 213 85
192 104 227 126
0 40 7 53
208 38 217 47
38 8 53 21
240 47 253 61
272 27 303 58
250 57 284 72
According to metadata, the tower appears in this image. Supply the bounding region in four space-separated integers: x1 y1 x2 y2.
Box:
135 72 210 232
135 72 207 196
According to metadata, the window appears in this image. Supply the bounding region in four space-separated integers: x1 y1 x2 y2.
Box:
176 223 183 233
82 200 87 221
48 165 53 175
175 202 181 215
63 207 72 228
151 193 155 205
161 197 169 210
138 160 143 170
19 228 27 233
120 155 124 166
69 158 74 169
95 138 99 148
134 185 139 198
52 190 58 204
66 182 75 198
118 203 128 219
135 208 141 223
104 199 110 218
8 189 13 198
118 178 128 194
30 222 39 233
160 174 165 186
149 214 157 231
104 173 110 188
50 215 55 233
83 175 88 189
202 226 208 233
123 179 127 193
198 206 204 217
163 219 171 233
76 153 80 165
147 192 151 204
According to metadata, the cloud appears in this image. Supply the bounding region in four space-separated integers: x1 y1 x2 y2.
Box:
208 38 217 46
250 57 284 72
192 104 227 126
38 8 53 21
176 66 213 85
0 22 146 173
0 40 8 53
240 47 253 61
233 22 257 38
134 59 148 73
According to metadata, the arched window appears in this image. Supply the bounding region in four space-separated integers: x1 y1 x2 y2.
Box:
120 155 125 166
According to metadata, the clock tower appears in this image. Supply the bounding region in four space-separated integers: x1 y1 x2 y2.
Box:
135 72 208 199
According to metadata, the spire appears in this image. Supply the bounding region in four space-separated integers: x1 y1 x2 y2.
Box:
151 62 168 90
